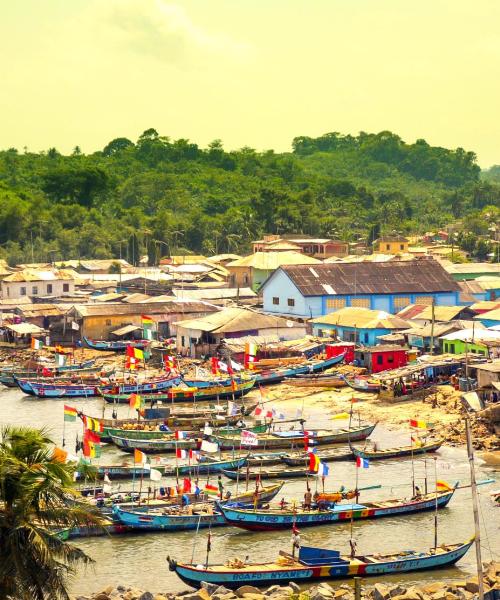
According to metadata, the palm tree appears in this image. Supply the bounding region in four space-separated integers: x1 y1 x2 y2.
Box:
0 426 104 599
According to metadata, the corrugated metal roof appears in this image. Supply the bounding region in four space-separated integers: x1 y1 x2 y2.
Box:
227 251 320 270
312 307 410 330
6 323 45 334
172 287 256 300
175 307 301 333
413 305 474 322
69 301 218 318
279 260 460 297
111 324 142 336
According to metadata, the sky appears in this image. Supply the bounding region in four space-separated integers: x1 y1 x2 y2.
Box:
1 0 499 166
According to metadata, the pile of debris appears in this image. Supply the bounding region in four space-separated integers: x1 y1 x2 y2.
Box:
75 561 500 600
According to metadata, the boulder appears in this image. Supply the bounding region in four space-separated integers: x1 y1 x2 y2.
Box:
154 596 169 600
289 582 301 593
422 584 446 596
372 583 392 600
198 589 211 600
464 578 479 594
241 594 265 600
212 594 238 600
264 587 282 596
389 586 407 598
201 583 221 596
236 587 262 597
139 594 155 600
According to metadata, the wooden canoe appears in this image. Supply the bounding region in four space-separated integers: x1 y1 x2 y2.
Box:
350 439 443 460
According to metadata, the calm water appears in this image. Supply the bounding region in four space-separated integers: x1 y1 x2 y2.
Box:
0 385 498 595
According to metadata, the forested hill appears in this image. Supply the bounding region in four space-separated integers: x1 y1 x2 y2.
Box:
0 129 499 266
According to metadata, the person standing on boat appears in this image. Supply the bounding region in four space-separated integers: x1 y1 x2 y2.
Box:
291 524 300 558
217 475 224 499
303 488 312 510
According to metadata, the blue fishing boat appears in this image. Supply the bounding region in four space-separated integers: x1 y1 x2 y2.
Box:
113 504 226 531
168 538 474 588
216 488 456 531
83 337 149 352
254 353 346 386
16 374 182 398
172 456 248 476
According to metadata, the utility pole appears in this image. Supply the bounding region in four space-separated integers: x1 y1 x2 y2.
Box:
429 299 435 355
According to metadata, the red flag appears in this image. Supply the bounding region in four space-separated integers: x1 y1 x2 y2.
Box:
211 357 220 375
84 428 101 443
183 478 192 493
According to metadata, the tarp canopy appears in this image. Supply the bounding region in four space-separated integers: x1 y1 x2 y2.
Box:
111 324 141 337
5 323 45 335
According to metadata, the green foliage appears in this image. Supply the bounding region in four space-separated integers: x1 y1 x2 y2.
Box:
0 426 103 599
0 129 497 265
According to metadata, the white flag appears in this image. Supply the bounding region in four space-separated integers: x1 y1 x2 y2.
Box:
71 321 80 331
204 423 213 435
201 440 219 453
150 468 162 481
240 430 258 446
104 473 111 484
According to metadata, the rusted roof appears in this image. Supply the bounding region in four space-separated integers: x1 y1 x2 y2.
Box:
279 260 460 297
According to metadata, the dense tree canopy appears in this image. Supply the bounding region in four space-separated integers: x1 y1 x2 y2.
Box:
0 130 498 266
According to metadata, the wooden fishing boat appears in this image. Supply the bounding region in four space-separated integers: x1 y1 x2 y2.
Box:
216 488 456 531
182 375 255 390
350 439 443 461
210 424 377 451
168 538 473 588
222 466 311 480
200 451 285 468
166 456 248 476
109 433 199 453
74 464 170 480
343 376 381 393
16 374 182 398
283 376 346 388
107 423 267 443
253 353 346 386
83 337 149 352
102 379 256 404
280 446 354 467
0 362 99 387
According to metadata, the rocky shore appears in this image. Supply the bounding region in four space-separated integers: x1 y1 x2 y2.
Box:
76 562 499 600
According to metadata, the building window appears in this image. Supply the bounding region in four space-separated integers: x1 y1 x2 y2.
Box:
386 244 390 250
20 287 26 296
272 297 279 305
394 296 411 309
377 355 383 365
287 298 295 307
326 298 346 309
243 274 249 285
364 332 369 343
47 284 53 294
400 244 404 250
105 319 111 326
181 336 185 347
32 286 38 295
63 283 69 292
351 298 370 308
414 296 433 305
388 355 394 363
449 344 455 353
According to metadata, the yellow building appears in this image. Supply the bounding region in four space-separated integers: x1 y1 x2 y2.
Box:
373 235 409 255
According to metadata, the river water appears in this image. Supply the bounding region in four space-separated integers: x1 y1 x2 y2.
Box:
0 385 498 595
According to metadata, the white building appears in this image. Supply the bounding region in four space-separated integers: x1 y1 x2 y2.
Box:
0 270 75 299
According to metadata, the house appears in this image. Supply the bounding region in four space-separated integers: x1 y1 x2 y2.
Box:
172 287 257 305
208 254 242 266
441 261 500 281
325 342 356 363
252 234 349 259
440 329 500 357
174 307 306 357
372 235 409 255
261 260 461 318
354 345 409 374
470 360 500 388
65 301 218 340
54 259 133 274
227 251 320 292
1 270 75 299
474 308 500 328
470 301 500 314
396 304 477 325
403 321 483 352
311 307 410 346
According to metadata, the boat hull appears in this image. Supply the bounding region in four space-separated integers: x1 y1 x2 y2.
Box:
254 354 346 386
351 441 443 461
217 490 455 531
171 540 473 588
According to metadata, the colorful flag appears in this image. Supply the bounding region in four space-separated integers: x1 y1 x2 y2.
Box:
133 347 144 361
200 440 219 453
309 452 320 473
227 401 239 416
143 328 154 340
141 315 154 327
83 430 101 458
176 448 188 459
356 456 369 469
175 431 187 440
83 416 103 432
203 423 213 436
254 406 263 416
211 357 220 375
129 393 144 410
244 342 258 369
205 483 218 496
134 449 147 464
55 353 66 367
410 419 427 429
241 430 259 446
63 405 78 422
31 338 43 350
436 480 452 492
183 478 192 493
149 468 162 481
189 449 200 461
317 462 329 478
331 412 350 420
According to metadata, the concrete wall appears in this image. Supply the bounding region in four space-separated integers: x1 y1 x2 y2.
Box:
312 323 391 345
1 279 74 299
262 269 322 317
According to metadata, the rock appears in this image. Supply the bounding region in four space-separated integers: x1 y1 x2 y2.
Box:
139 594 154 600
198 590 211 600
264 587 282 596
117 587 127 593
101 587 115 596
180 593 210 600
236 587 262 597
422 584 446 596
94 594 111 600
241 594 265 600
333 591 350 599
154 596 168 600
464 578 479 594
389 587 407 598
212 594 238 600
288 582 300 593
372 584 392 600
201 583 221 596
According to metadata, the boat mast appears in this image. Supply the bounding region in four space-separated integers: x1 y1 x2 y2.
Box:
465 416 484 600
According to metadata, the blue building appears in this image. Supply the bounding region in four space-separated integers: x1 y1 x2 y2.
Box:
311 307 410 345
261 260 461 318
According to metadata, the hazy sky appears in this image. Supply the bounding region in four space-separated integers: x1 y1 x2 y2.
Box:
1 0 499 165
